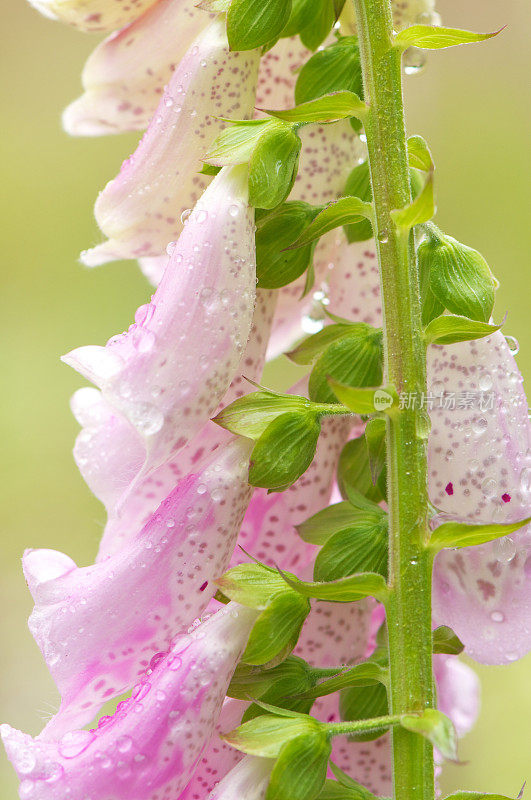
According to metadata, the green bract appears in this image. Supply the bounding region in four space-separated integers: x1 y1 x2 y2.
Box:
227 0 292 51
295 38 363 114
288 196 375 248
423 315 501 345
266 732 331 800
213 388 313 440
279 568 389 603
249 126 301 209
418 232 496 322
222 712 321 757
400 709 458 762
394 24 501 51
337 435 387 503
309 327 383 404
313 513 388 582
432 626 465 655
256 202 319 289
428 517 531 551
340 682 389 742
265 91 367 124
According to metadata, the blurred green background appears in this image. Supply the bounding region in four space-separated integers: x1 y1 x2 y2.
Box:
0 0 529 796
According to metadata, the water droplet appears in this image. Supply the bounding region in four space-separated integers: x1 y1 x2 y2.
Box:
19 780 34 798
197 484 207 495
504 335 519 354
166 241 177 256
180 208 192 224
416 10 442 25
481 477 497 498
520 467 531 493
117 736 133 754
403 47 427 75
58 730 95 759
472 417 488 436
228 204 240 217
168 655 182 671
132 683 151 701
469 459 480 473
13 748 36 775
494 536 516 563
490 610 505 623
196 209 208 224
478 372 493 391
128 402 164 436
378 230 389 244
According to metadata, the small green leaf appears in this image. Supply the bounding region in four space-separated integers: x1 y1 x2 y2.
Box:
227 0 292 51
198 163 222 176
407 135 433 171
340 683 389 742
287 323 355 365
281 0 316 37
444 793 520 800
229 656 315 701
364 418 386 485
266 732 331 800
313 516 388 582
295 37 363 108
299 0 335 50
309 326 384 404
256 202 318 288
301 662 389 700
418 240 445 326
328 381 398 416
205 119 271 166
337 435 386 503
265 91 367 124
432 626 464 655
280 570 389 603
216 562 290 609
394 24 501 51
249 412 321 490
243 591 311 666
328 762 386 798
249 126 302 209
419 232 496 322
342 161 373 242
296 502 379 545
424 315 502 345
213 389 312 440
288 196 375 249
222 713 319 757
400 709 458 761
391 169 435 229
428 517 531 551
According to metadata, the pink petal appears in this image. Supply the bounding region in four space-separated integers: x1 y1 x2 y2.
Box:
429 332 531 664
63 0 210 135
28 0 158 32
64 166 256 501
207 756 273 800
25 440 253 737
433 655 480 739
327 237 383 326
81 19 260 265
1 603 257 799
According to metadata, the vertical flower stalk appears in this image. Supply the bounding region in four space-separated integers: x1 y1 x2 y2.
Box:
351 0 434 797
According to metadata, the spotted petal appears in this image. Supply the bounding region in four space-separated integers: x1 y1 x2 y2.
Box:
64 166 256 502
28 0 158 32
82 18 260 265
24 440 252 737
2 603 257 800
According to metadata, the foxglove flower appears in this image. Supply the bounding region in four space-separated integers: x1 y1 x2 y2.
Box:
24 440 252 736
64 165 256 500
82 18 260 265
63 0 210 135
2 603 257 800
29 0 157 32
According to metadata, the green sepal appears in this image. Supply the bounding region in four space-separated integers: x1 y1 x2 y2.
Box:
428 516 531 551
309 326 384 404
228 656 335 703
248 411 321 491
222 712 321 757
443 794 521 800
205 118 271 166
407 135 433 171
391 168 434 230
243 591 311 666
299 0 335 50
296 500 384 546
418 240 445 326
227 0 292 51
340 682 389 742
266 732 331 800
313 515 388 582
328 762 388 799
394 24 501 51
212 389 313 440
299 661 389 700
337 435 387 503
287 322 357 366
198 163 222 176
256 202 319 289
279 569 389 603
432 626 464 655
318 779 384 799
424 315 502 345
342 160 373 242
216 562 292 609
249 126 302 209
288 196 375 249
281 0 316 38
295 37 363 112
418 233 496 322
400 709 458 762
365 418 386 485
265 91 367 124
328 381 399 416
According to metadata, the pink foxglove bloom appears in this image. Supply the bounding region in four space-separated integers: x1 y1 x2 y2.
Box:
81 18 260 265
28 0 157 31
64 165 256 497
23 439 252 736
1 602 257 800
63 0 210 135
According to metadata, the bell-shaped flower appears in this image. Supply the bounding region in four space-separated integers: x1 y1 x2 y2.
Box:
63 0 210 136
1 602 257 800
64 166 256 501
28 0 158 33
70 289 276 560
23 439 253 737
81 18 260 265
429 331 531 664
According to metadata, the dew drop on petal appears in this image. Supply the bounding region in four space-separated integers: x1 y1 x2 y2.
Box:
494 536 516 563
58 730 95 759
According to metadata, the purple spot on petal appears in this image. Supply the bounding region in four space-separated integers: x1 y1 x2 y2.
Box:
445 482 454 496
199 581 208 592
501 493 511 503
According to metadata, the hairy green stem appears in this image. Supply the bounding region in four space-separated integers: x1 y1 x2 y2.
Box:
350 1 435 798
326 714 402 738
